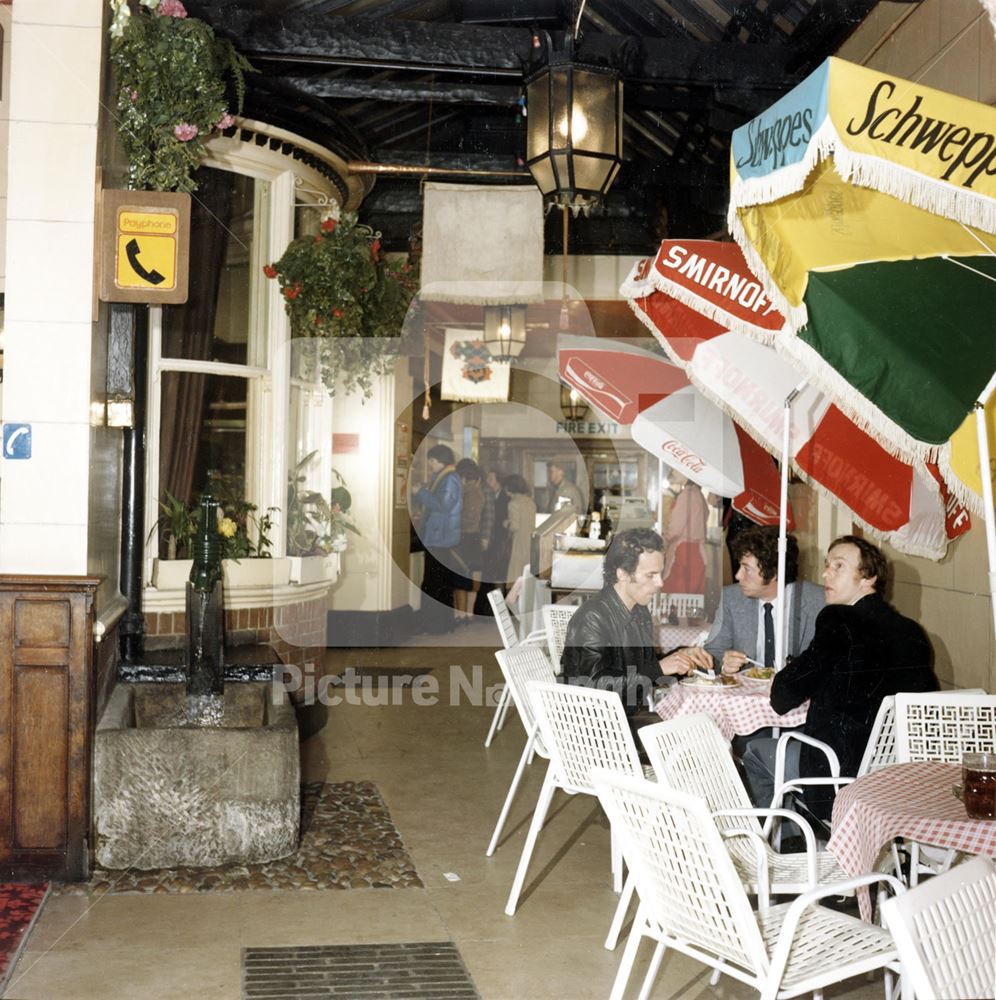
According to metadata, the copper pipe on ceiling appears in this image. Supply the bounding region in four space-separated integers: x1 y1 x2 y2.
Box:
347 160 531 180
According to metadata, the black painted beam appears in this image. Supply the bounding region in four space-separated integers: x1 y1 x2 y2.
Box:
188 7 798 88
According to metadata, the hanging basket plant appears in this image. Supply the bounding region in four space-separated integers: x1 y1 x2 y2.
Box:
109 0 254 193
264 213 419 397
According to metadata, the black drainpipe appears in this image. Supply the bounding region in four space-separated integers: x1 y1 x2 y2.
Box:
117 304 149 665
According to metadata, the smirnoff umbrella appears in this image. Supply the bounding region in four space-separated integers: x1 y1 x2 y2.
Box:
727 55 996 626
620 240 972 561
558 335 789 526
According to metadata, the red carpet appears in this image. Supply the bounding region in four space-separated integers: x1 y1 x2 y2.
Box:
0 884 48 993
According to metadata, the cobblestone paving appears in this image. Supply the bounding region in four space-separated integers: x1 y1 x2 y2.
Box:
54 781 422 896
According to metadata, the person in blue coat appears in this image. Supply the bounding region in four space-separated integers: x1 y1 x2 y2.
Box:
411 444 463 634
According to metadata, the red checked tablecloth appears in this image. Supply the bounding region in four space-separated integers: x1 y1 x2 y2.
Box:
827 761 996 918
653 681 808 740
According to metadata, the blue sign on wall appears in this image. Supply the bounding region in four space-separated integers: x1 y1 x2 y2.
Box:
3 424 32 460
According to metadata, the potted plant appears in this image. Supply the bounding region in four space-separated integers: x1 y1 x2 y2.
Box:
109 0 253 193
150 490 289 589
286 455 356 583
264 212 418 397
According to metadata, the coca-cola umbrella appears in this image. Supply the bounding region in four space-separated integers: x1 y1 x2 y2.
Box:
621 240 972 562
558 335 790 527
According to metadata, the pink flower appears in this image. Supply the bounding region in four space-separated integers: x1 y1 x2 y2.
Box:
173 123 199 142
216 112 235 130
129 90 139 103
158 0 187 16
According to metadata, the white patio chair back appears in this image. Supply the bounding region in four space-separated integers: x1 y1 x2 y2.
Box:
858 695 897 775
592 772 901 1000
541 603 578 676
494 647 556 754
485 646 558 858
528 681 644 794
895 691 996 763
640 715 848 897
487 588 520 649
597 774 767 976
881 855 996 1000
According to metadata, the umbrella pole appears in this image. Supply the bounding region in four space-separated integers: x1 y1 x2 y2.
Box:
776 381 807 670
975 372 996 637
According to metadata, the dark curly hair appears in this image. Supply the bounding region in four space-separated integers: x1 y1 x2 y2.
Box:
427 444 455 466
603 527 663 588
829 535 888 595
730 525 798 584
455 458 481 481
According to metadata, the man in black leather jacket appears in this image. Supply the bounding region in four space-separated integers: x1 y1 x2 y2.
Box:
561 528 712 730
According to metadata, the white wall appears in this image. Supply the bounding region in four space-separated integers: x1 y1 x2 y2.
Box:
0 2 104 576
838 0 996 690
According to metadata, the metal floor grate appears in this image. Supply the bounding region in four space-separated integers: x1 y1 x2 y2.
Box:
243 941 480 999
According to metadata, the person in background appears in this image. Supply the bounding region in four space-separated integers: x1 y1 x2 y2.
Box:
561 527 714 744
473 469 510 614
706 525 824 673
545 460 585 514
742 535 938 821
410 444 463 634
503 474 537 588
453 458 485 624
659 472 708 596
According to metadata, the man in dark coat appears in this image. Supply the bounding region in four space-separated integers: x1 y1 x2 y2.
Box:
561 528 712 741
742 535 938 820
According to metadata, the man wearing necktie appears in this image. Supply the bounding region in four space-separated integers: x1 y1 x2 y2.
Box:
703 526 824 674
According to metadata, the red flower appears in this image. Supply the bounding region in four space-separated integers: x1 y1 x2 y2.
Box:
332 308 344 319
284 284 302 300
370 238 381 262
320 218 337 233
263 264 278 279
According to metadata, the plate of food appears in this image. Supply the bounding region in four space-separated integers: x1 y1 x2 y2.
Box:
741 666 775 687
679 673 740 689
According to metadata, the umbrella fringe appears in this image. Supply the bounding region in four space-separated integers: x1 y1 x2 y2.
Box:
936 443 986 517
619 260 652 299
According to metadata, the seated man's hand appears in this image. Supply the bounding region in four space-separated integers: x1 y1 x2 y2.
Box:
721 650 749 675
659 646 714 676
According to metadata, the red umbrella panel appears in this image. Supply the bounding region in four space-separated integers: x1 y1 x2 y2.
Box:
558 335 790 528
620 241 970 560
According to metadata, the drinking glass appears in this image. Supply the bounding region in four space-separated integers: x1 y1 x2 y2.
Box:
961 752 996 820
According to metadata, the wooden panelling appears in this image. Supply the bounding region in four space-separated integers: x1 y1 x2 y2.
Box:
13 668 68 849
0 576 99 881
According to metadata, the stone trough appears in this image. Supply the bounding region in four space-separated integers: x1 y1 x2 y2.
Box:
94 680 299 870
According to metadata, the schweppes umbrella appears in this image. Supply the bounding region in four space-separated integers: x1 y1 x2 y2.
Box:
728 56 996 630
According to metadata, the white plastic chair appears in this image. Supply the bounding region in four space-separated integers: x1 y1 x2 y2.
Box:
881 856 996 1000
483 589 547 748
540 603 578 676
641 715 850 899
503 680 651 916
486 646 556 857
593 771 903 1000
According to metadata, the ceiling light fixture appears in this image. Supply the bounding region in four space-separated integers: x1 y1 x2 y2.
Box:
524 8 623 215
483 304 528 363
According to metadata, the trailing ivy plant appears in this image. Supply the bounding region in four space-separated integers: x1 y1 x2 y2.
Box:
109 0 253 193
264 213 419 397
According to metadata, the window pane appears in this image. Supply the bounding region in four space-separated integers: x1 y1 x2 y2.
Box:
162 168 255 364
158 371 247 534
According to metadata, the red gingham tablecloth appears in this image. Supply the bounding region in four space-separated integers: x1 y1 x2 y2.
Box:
653 681 808 740
827 761 996 919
